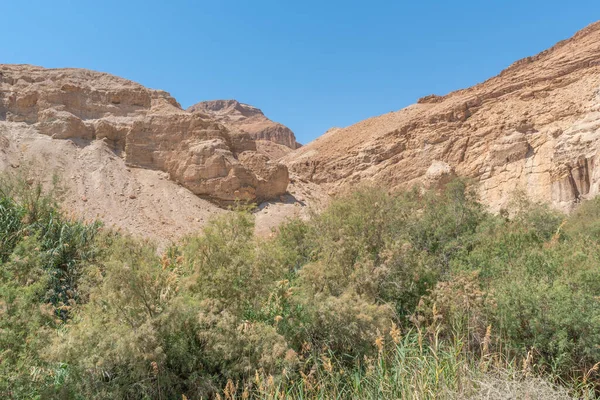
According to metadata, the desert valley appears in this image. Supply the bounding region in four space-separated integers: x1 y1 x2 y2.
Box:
2 18 600 400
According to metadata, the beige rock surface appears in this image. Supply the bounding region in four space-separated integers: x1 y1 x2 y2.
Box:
255 140 297 160
0 123 322 245
5 20 597 243
0 65 327 244
188 100 301 151
0 65 289 203
284 22 600 212
0 122 225 243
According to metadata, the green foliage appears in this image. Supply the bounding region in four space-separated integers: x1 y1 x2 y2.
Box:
44 212 296 399
564 195 600 239
0 196 23 262
295 181 484 322
48 236 191 398
0 174 102 398
451 200 600 377
182 211 286 309
405 180 484 263
490 239 600 375
2 173 600 399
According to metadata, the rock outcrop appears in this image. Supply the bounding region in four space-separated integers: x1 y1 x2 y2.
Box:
188 99 301 151
284 21 600 212
0 65 289 203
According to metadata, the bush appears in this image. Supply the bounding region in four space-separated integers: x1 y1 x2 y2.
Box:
2 173 599 399
451 201 600 377
0 174 102 398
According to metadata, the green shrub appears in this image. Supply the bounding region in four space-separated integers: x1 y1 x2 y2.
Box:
0 196 23 262
2 173 600 398
0 174 102 398
564 195 600 239
451 201 600 377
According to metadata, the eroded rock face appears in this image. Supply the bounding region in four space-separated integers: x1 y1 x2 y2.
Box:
284 22 600 212
188 99 301 150
0 65 288 203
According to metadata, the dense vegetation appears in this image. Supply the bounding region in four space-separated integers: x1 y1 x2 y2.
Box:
1 173 599 399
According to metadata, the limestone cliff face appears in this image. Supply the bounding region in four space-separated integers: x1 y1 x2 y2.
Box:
284 22 600 212
0 65 288 203
188 100 301 150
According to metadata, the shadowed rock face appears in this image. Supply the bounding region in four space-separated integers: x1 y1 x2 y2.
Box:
0 65 288 203
283 21 600 212
188 99 301 150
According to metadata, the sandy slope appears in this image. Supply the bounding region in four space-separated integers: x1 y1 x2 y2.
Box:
0 122 325 246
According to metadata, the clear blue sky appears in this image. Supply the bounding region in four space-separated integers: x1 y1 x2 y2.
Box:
2 1 599 144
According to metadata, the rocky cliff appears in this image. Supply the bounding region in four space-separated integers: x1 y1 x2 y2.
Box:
0 65 289 203
284 22 600 212
2 21 599 242
188 99 301 150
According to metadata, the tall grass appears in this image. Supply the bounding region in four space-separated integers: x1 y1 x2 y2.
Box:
224 327 590 400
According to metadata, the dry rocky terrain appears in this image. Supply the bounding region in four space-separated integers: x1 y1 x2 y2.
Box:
189 99 301 151
2 21 600 242
284 21 600 213
0 66 321 243
0 66 290 204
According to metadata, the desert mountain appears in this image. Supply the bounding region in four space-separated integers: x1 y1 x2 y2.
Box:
0 65 324 243
189 100 300 149
0 65 291 203
284 21 600 213
2 21 600 243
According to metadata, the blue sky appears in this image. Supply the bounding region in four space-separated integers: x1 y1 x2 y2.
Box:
2 1 599 144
